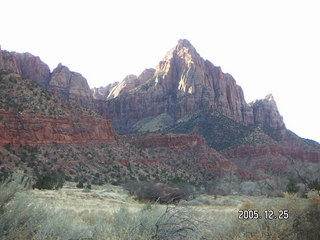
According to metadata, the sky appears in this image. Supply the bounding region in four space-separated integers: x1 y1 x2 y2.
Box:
1 0 319 143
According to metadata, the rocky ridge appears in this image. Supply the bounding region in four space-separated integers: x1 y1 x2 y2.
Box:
0 49 50 87
0 48 94 109
49 63 94 109
101 39 285 132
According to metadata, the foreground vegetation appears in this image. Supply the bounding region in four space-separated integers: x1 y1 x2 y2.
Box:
0 173 319 240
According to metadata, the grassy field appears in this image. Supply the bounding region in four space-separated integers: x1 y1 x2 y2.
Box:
1 176 319 240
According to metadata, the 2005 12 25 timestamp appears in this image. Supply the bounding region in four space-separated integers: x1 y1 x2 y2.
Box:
238 209 289 220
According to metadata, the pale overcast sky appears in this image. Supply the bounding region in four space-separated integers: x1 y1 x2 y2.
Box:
1 0 319 143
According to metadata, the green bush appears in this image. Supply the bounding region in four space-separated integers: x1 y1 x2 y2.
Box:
76 181 84 188
308 179 320 191
32 172 65 190
286 177 299 193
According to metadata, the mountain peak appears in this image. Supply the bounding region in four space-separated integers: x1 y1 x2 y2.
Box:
176 39 193 48
265 93 274 101
157 39 202 73
173 39 198 57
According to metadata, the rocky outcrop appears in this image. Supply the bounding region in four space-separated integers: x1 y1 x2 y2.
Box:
49 64 94 109
107 68 155 99
0 49 50 87
250 94 285 129
92 82 119 100
0 110 116 147
103 39 284 132
0 49 94 110
126 134 205 149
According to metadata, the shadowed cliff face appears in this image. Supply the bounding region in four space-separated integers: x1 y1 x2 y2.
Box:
102 39 285 132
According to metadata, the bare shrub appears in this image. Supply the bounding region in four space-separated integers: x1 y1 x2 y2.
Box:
0 193 94 239
124 181 195 204
239 200 254 210
292 190 320 240
283 192 300 201
125 205 201 240
149 206 200 240
0 171 32 214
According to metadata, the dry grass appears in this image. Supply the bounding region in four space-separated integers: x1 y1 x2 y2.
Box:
1 177 319 240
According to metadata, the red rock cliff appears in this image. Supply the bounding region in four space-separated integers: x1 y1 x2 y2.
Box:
0 49 50 87
103 39 285 131
49 63 94 109
0 110 116 147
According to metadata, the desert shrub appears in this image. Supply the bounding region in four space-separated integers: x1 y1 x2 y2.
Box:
124 181 163 202
286 177 299 193
308 179 320 191
145 205 200 240
32 172 65 190
76 181 84 188
124 181 195 204
173 183 197 201
0 193 93 240
292 190 320 240
0 172 32 214
101 205 201 240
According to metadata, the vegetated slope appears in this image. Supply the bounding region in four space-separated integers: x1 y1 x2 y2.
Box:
0 72 116 147
0 71 94 116
135 110 279 151
155 109 320 181
163 110 254 151
0 134 250 190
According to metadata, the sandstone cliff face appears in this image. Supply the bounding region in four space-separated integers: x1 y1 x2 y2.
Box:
49 64 94 109
0 49 50 87
153 39 252 122
250 94 285 129
92 82 119 100
0 110 116 147
107 68 156 99
0 49 95 110
103 39 284 131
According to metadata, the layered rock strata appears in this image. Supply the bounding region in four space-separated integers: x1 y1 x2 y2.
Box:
0 110 116 147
